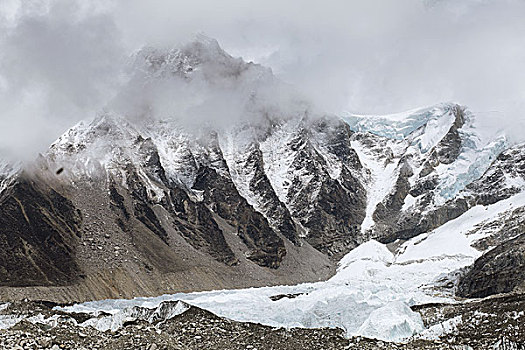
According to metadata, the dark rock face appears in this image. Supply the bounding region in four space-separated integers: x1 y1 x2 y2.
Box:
165 186 239 266
108 163 239 266
457 233 525 298
428 105 465 165
0 176 82 286
379 197 471 244
300 174 364 259
193 166 285 268
374 160 413 225
125 165 169 244
310 118 362 171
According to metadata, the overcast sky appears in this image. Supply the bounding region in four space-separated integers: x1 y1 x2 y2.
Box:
1 0 524 159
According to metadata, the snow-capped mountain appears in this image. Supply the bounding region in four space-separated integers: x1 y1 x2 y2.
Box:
346 103 508 241
0 36 524 322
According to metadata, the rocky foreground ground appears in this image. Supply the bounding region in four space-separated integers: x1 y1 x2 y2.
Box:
0 293 524 350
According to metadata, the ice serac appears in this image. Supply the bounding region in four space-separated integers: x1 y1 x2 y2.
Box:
81 300 191 332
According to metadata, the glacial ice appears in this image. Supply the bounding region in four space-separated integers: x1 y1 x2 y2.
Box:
81 301 190 332
435 135 507 202
342 103 456 141
56 193 525 342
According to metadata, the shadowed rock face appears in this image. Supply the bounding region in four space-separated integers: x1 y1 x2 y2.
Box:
0 176 82 287
165 186 239 266
110 164 239 267
458 233 525 298
193 166 286 268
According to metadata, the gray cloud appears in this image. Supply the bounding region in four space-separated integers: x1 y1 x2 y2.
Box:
1 0 524 160
0 0 123 160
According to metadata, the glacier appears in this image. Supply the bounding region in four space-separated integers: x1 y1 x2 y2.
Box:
54 192 525 342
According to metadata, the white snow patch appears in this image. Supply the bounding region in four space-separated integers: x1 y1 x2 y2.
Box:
351 139 400 233
412 111 455 153
397 191 525 264
402 194 416 211
336 240 394 272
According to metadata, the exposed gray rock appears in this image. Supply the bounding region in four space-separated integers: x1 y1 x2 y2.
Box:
192 165 285 268
457 233 525 298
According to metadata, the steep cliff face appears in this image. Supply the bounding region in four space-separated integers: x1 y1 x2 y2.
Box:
43 106 368 269
192 165 285 268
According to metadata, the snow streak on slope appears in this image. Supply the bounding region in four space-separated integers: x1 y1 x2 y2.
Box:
143 120 198 189
56 192 525 342
219 127 261 208
350 138 401 233
398 191 525 263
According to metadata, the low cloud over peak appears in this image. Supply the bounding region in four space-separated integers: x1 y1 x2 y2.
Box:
1 0 524 160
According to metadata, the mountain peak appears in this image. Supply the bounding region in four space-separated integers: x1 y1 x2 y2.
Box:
130 35 265 81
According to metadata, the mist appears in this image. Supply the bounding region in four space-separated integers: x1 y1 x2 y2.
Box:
1 0 524 160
